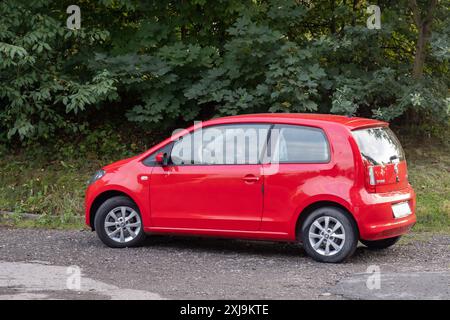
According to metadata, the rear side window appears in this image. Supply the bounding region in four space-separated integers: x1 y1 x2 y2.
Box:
270 125 330 163
352 127 405 165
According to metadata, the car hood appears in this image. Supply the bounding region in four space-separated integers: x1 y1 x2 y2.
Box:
103 155 139 172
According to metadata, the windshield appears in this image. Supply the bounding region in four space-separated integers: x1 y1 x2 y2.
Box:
352 127 405 165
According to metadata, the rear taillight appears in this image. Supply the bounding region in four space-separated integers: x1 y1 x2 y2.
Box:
368 166 376 186
365 164 377 193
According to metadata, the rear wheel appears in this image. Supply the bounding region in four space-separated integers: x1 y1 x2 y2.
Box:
300 207 358 263
360 236 401 250
94 196 146 248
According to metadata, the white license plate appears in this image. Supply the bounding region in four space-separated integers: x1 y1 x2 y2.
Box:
392 202 412 218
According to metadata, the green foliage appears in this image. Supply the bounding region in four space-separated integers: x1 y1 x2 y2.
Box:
184 18 327 115
0 0 449 144
0 0 114 142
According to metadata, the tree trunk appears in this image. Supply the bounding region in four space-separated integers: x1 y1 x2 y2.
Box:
409 0 438 79
330 0 336 34
351 0 359 26
412 25 428 78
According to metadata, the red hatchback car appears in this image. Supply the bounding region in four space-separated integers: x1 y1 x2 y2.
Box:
85 114 416 263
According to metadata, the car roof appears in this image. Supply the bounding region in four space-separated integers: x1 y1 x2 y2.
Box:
139 113 387 160
205 113 387 130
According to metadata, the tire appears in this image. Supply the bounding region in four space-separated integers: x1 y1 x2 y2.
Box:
94 196 146 248
360 236 401 250
300 207 358 263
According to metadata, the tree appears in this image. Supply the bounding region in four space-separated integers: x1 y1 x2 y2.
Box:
0 0 448 144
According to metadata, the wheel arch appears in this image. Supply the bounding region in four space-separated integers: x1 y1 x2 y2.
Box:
89 190 137 230
294 200 359 240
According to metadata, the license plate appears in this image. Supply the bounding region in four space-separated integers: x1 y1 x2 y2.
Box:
392 202 412 218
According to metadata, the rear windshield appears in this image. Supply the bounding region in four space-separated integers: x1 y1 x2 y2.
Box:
352 127 405 165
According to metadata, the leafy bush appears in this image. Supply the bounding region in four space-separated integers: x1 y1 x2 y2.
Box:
0 1 115 142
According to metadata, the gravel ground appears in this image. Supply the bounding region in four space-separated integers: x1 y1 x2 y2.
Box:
0 227 449 300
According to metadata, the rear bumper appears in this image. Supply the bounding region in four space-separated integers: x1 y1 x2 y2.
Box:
357 185 416 241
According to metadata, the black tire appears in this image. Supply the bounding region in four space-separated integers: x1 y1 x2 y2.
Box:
94 196 146 248
360 236 401 250
300 207 358 263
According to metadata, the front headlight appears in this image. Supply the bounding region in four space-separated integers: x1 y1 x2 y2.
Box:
88 169 105 185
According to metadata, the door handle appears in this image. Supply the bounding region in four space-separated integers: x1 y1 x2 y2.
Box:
243 175 260 183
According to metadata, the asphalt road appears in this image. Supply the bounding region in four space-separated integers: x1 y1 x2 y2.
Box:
0 227 448 300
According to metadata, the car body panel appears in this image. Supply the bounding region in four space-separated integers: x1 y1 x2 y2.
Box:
85 160 153 229
149 164 264 231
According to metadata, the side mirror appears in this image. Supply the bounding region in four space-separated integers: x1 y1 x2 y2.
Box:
155 152 168 166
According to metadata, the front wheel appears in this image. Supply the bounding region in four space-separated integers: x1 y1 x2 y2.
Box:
300 207 358 263
360 236 401 250
94 196 146 248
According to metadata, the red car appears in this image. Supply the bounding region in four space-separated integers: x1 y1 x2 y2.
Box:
85 114 416 263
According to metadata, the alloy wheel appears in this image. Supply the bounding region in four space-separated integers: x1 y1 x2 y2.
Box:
104 206 142 243
308 216 346 256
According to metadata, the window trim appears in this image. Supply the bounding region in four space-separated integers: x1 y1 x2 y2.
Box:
267 124 331 164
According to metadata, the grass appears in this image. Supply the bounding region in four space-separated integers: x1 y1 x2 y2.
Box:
0 156 97 229
0 126 150 229
0 131 449 233
402 139 450 233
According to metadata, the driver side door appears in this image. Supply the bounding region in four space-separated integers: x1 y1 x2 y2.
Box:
149 123 270 231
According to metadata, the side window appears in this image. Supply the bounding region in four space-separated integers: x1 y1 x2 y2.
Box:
270 125 330 163
142 142 174 166
171 133 197 165
170 124 271 165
